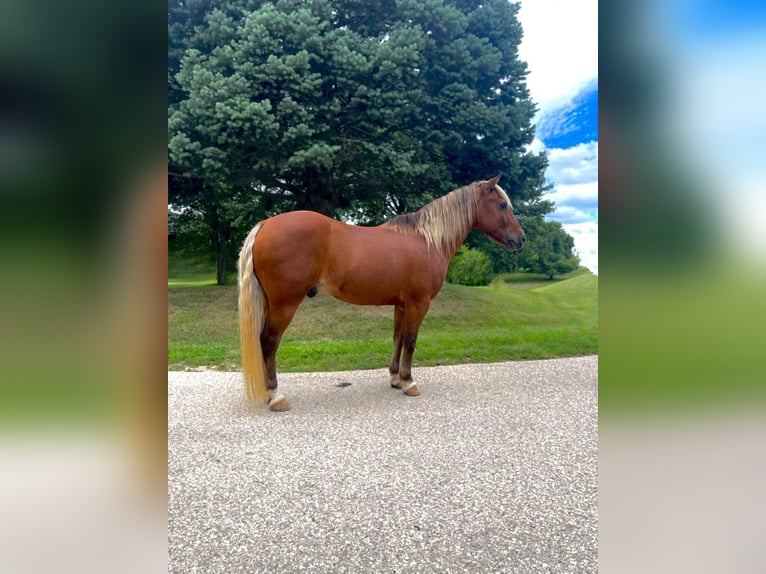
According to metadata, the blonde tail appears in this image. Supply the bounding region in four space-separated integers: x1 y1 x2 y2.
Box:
238 223 270 404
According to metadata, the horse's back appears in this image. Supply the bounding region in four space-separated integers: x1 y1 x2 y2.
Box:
257 210 338 249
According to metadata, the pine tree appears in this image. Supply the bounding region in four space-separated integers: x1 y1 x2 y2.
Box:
168 0 551 283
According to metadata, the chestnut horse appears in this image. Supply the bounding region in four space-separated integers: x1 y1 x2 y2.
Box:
238 175 525 411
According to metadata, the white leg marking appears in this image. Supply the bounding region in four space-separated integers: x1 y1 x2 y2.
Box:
268 390 286 407
402 380 418 392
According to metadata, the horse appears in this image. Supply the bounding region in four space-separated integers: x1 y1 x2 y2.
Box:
238 175 525 411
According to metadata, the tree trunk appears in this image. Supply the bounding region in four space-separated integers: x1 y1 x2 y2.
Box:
296 167 340 216
209 204 233 285
215 244 231 285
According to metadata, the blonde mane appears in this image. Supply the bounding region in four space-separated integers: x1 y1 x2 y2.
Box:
384 182 480 254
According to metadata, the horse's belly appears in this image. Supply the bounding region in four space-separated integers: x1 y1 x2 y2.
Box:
322 258 444 306
319 225 447 305
321 271 404 306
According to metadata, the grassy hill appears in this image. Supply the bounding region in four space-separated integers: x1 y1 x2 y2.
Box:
168 268 597 372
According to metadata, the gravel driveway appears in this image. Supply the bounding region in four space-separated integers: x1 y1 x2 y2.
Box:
169 356 598 573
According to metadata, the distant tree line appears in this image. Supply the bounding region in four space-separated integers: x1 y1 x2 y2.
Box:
168 0 578 284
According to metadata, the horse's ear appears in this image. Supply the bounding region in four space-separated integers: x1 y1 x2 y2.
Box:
482 174 502 192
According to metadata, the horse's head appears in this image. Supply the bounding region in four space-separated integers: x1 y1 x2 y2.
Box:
474 175 526 250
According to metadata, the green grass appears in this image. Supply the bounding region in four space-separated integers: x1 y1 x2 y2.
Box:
168 266 597 372
599 267 765 412
167 252 238 287
168 254 217 287
168 277 218 287
494 271 575 290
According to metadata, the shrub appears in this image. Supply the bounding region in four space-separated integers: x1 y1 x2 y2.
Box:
446 246 493 286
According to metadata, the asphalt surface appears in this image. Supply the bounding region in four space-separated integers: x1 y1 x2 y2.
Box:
168 356 598 573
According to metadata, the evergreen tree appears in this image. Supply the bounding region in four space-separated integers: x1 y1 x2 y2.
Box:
168 0 550 283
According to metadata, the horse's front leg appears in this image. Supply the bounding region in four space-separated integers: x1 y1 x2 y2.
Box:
389 305 404 389
397 332 422 396
394 299 430 397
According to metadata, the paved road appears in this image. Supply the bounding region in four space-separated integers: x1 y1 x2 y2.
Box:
169 356 598 573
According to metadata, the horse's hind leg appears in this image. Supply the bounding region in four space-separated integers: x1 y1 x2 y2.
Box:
261 298 301 412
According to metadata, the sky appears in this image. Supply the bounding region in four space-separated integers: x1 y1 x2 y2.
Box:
516 0 599 274
646 0 766 262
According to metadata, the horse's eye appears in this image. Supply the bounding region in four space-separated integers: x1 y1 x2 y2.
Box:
499 202 508 210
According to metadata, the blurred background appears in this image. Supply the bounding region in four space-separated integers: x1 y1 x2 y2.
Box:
0 1 166 572
0 0 763 572
600 1 765 572
600 0 765 413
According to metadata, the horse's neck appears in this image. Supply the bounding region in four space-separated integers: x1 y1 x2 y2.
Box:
441 218 474 259
436 189 476 259
385 186 477 259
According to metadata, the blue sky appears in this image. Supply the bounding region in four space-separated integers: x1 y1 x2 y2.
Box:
517 0 598 274
536 80 598 150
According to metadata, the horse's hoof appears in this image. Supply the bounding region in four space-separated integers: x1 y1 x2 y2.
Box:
390 375 402 389
269 398 291 412
268 395 291 412
402 382 421 396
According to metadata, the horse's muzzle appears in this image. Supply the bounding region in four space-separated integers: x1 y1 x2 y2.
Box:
506 234 526 250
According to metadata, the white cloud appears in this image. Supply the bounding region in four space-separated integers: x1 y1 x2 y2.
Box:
517 0 598 274
539 141 599 222
527 137 546 154
548 207 590 226
562 221 598 275
517 0 598 113
540 142 599 272
548 181 598 207
546 141 598 185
